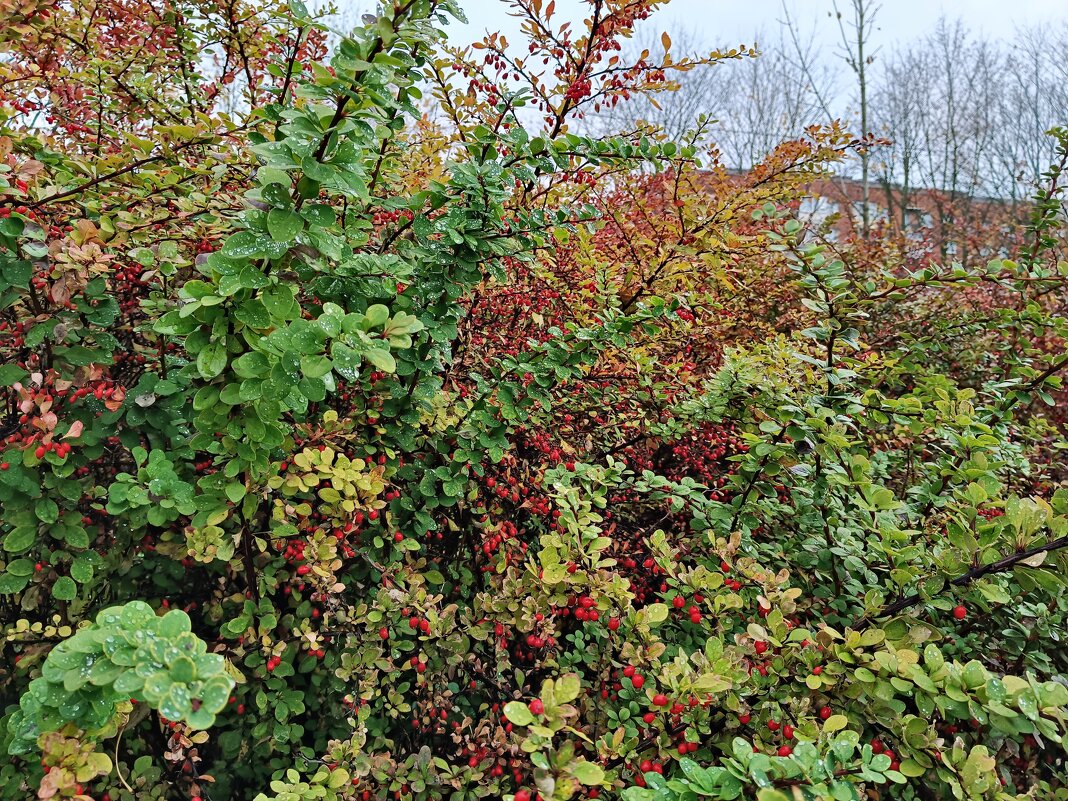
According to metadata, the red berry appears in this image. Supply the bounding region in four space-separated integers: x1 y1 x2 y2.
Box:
767 720 780 731
652 694 668 707
777 745 792 757
608 617 620 631
738 713 751 724
528 699 544 716
952 605 967 620
819 706 832 720
514 792 530 801
754 641 768 654
631 674 644 690
672 596 685 609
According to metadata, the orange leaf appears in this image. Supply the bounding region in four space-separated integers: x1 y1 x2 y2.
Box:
662 31 671 51
104 387 125 412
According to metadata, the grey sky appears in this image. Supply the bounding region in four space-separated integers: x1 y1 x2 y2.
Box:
445 0 1068 51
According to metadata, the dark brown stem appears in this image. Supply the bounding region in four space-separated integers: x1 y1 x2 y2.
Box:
27 136 220 209
728 431 786 535
854 535 1068 629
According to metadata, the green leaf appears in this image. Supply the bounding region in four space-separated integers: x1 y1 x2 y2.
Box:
196 342 229 379
327 769 351 789
331 342 361 381
160 686 193 720
571 761 604 785
0 572 29 594
267 208 303 242
0 364 27 385
221 230 268 259
554 673 581 704
5 559 35 577
364 347 396 373
170 656 197 683
0 216 26 237
646 603 668 624
236 299 271 329
898 759 926 777
113 671 144 695
198 676 233 713
186 706 216 730
384 311 424 339
503 701 535 726
301 204 336 227
823 714 848 733
157 609 192 638
3 527 36 553
35 498 59 523
70 556 94 584
923 644 944 672
128 246 155 266
364 304 390 328
262 285 297 320
52 576 77 601
233 351 270 379
301 355 332 379
88 659 123 686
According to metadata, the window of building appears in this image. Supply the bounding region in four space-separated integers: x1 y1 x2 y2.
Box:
850 201 888 224
798 196 838 226
904 208 933 230
903 208 933 241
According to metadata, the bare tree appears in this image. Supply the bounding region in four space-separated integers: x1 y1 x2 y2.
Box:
582 23 834 170
833 0 881 234
987 24 1068 204
563 2 1066 232
578 27 732 145
871 42 926 229
865 17 1065 266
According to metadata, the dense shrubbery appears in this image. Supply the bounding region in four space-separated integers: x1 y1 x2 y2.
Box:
1 1 1068 801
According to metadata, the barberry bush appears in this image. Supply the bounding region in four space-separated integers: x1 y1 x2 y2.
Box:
2 2 1068 801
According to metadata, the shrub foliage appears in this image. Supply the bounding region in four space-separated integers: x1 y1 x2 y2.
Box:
1 1 1067 801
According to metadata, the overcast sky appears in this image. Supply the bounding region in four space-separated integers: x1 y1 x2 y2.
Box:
443 0 1068 51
